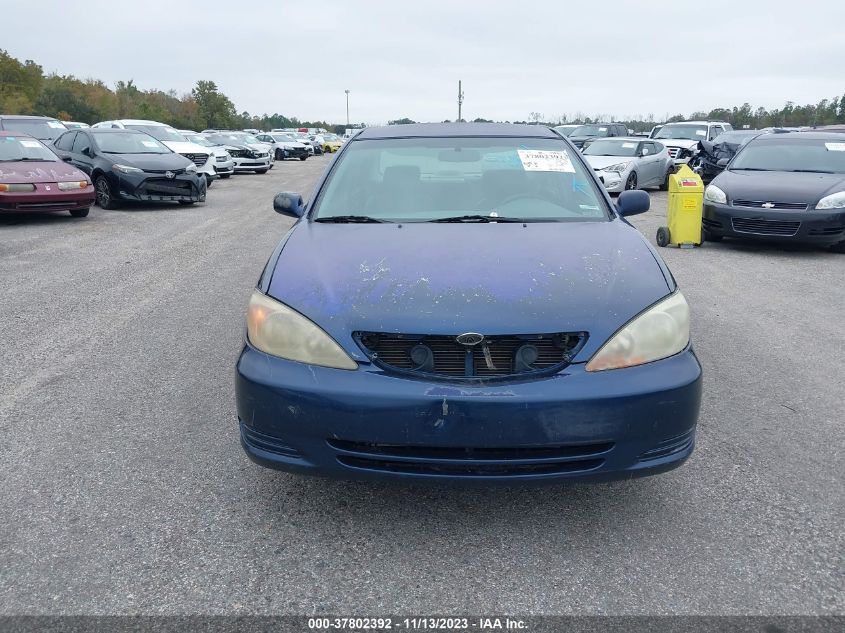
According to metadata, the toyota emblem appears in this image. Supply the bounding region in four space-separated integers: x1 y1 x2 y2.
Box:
455 332 485 346
165 171 175 179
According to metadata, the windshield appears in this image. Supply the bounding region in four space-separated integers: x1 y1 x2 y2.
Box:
2 119 67 141
313 137 608 222
713 132 758 146
655 124 708 140
570 125 609 137
582 139 640 157
183 134 214 147
94 132 171 154
325 134 341 141
553 126 577 137
730 138 845 173
272 134 297 142
126 125 187 143
0 135 58 161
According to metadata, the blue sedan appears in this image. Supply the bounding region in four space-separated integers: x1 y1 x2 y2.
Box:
236 123 702 483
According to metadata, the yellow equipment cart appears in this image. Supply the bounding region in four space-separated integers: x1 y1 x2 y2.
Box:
657 165 704 248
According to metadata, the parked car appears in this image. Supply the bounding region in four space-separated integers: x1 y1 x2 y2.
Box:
236 122 701 483
62 122 90 130
91 120 219 186
255 133 309 161
294 132 320 155
315 133 343 153
204 133 272 174
0 131 95 217
583 137 674 192
51 128 205 209
0 115 67 143
702 132 845 251
552 124 579 137
567 123 628 149
691 130 763 182
652 121 733 165
180 131 235 178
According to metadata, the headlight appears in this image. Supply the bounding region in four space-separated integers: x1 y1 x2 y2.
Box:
112 164 143 174
0 183 36 192
57 180 89 190
246 291 357 370
704 184 727 204
586 292 690 372
815 191 845 210
185 163 197 173
604 161 631 173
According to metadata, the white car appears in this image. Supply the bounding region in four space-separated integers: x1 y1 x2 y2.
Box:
650 121 733 165
180 131 235 179
92 119 219 185
582 137 674 192
202 132 272 174
255 133 309 161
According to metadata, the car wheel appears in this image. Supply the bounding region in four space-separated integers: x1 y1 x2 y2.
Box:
69 207 90 218
625 172 638 190
95 176 119 210
275 149 284 161
702 229 723 242
204 174 213 189
659 168 672 191
656 226 670 247
299 155 307 161
255 168 268 174
829 240 845 253
220 173 231 179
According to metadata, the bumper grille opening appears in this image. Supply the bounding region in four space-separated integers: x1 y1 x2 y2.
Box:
328 439 614 460
732 200 809 211
638 430 694 462
337 455 604 477
240 423 301 458
731 217 800 236
180 152 209 167
356 331 585 381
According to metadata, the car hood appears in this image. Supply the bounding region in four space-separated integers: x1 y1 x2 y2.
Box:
0 160 88 183
584 155 635 170
267 220 672 361
656 138 699 149
280 142 307 149
161 140 210 154
715 169 845 204
109 153 193 171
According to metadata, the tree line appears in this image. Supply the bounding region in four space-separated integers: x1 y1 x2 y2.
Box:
3 49 844 133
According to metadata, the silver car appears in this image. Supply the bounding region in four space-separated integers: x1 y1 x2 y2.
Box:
582 137 674 192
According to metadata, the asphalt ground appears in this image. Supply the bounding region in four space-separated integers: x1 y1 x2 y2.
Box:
0 156 842 615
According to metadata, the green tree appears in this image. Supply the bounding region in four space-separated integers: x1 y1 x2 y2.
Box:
192 80 235 129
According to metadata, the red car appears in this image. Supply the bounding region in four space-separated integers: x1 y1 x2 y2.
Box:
0 131 95 217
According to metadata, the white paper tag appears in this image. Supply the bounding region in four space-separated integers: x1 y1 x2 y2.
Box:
824 142 845 151
141 140 158 148
20 140 41 148
622 142 636 148
517 149 575 173
598 127 607 132
47 121 65 129
695 130 706 136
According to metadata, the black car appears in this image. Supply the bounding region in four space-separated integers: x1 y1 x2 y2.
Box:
692 130 763 182
567 122 627 149
702 132 845 251
51 128 205 209
0 115 68 143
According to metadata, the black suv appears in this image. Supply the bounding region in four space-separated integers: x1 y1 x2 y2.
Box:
566 123 628 149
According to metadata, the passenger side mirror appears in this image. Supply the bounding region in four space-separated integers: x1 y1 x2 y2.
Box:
616 190 650 217
717 158 730 168
273 192 305 218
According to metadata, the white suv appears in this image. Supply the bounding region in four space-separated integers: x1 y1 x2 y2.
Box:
650 121 733 165
92 119 219 185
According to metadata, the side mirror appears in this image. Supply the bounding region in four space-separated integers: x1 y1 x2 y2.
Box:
717 158 730 168
273 192 305 218
62 155 74 162
616 190 650 217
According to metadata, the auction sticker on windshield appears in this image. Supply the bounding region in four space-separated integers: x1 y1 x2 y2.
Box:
517 149 575 173
824 142 845 151
20 140 41 148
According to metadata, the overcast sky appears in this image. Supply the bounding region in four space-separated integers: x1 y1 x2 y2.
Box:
5 0 844 125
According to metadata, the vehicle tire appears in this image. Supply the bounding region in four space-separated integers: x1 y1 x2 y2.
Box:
220 173 231 179
179 201 196 205
625 172 638 191
659 168 672 191
255 168 268 174
204 174 213 189
69 207 90 218
95 176 119 210
656 226 670 247
299 155 307 161
275 149 284 161
828 240 845 253
702 228 723 242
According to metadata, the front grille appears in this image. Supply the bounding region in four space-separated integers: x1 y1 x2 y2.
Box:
180 152 209 167
329 439 611 478
667 146 681 159
732 200 809 211
228 149 247 158
731 217 800 236
11 200 85 210
356 332 585 381
142 179 194 196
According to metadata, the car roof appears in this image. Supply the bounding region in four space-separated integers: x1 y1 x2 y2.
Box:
588 136 646 142
355 123 559 140
757 131 845 142
87 128 145 134
0 130 33 137
104 119 170 126
663 120 729 125
0 114 60 121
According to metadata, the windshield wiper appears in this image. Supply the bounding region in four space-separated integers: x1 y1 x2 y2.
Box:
788 169 835 174
731 167 773 171
3 157 52 161
314 215 390 223
429 214 523 223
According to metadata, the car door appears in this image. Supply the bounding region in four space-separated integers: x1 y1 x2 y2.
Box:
70 131 96 176
637 142 658 185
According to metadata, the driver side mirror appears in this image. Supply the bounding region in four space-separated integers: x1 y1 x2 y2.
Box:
62 155 74 162
616 190 650 217
273 192 305 218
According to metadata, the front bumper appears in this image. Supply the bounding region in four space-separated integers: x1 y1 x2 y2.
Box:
214 159 235 175
595 169 627 193
232 156 271 171
703 201 845 245
0 185 95 213
115 172 205 203
236 344 702 484
280 147 308 159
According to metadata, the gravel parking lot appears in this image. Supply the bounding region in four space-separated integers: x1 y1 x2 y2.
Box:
1 156 842 615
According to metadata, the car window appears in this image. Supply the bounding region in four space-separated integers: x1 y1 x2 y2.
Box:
582 139 640 157
652 142 665 153
0 118 67 141
709 126 723 140
730 138 845 173
0 135 60 161
72 133 91 154
55 131 76 151
655 124 708 140
314 136 609 223
642 142 657 155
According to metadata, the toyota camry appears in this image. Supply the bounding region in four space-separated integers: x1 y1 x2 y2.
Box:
236 123 702 483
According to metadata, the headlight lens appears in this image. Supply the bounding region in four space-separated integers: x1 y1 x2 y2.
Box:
704 184 727 204
604 161 631 173
586 292 690 372
815 191 845 210
246 291 357 370
185 163 197 173
112 164 143 174
58 180 89 190
0 183 36 192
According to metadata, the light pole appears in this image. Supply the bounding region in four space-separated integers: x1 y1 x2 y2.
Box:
344 89 350 127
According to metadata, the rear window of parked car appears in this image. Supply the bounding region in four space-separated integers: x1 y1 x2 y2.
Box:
0 135 58 161
1 119 67 141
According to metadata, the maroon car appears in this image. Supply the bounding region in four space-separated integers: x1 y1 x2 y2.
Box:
0 131 95 217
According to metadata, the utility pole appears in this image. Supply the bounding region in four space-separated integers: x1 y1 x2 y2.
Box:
344 90 350 127
457 80 464 122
